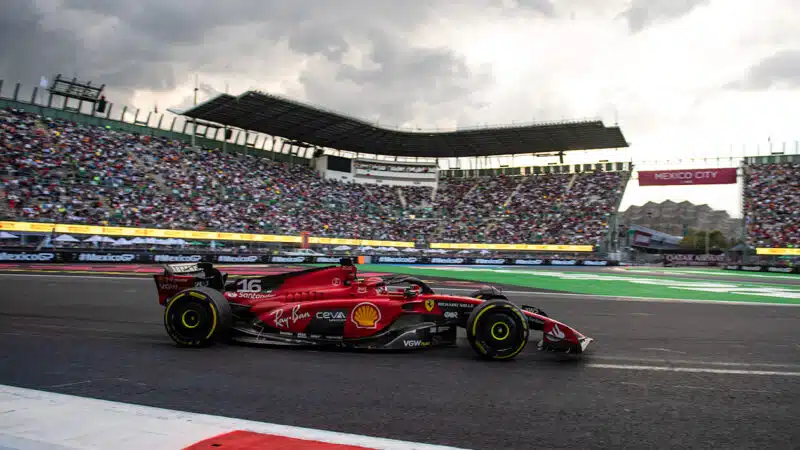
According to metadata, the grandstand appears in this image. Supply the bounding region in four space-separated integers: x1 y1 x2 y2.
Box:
743 156 800 248
1 78 796 261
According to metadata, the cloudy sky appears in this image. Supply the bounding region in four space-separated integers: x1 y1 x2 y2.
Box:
2 0 799 219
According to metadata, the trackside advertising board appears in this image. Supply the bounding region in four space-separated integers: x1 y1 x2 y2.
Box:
638 168 737 186
429 243 594 252
0 251 303 264
663 254 727 266
0 250 619 267
374 256 618 266
723 264 799 274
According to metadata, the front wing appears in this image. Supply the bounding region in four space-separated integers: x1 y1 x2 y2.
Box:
517 305 592 354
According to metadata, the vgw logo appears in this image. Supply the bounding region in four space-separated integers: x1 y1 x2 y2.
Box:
403 340 430 347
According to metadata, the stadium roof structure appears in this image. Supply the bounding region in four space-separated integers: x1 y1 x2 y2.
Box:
180 91 629 158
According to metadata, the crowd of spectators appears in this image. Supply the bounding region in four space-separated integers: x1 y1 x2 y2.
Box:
401 185 434 215
744 162 800 247
1 108 420 240
1 107 629 245
434 171 625 245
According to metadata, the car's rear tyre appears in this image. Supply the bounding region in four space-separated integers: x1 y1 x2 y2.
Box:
466 300 529 360
164 287 231 347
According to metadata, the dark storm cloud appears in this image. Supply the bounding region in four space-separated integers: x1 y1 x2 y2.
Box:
301 30 493 125
619 0 710 33
729 50 800 90
0 0 494 125
0 1 83 85
0 0 183 98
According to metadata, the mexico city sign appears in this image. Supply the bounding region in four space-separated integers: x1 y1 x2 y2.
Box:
638 168 737 186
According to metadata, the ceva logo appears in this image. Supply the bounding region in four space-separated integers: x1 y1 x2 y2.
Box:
316 311 346 321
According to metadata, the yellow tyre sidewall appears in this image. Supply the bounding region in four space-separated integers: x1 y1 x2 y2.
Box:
468 302 528 360
164 292 219 347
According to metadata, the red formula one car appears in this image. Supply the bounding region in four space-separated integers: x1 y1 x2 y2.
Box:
153 259 592 360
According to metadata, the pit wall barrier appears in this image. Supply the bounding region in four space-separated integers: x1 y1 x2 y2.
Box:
0 250 619 267
723 264 799 275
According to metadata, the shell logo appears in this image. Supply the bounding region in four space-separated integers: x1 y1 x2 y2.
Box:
351 302 381 329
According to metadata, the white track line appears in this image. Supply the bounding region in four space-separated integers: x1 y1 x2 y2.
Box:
589 355 800 369
0 384 469 450
585 364 800 376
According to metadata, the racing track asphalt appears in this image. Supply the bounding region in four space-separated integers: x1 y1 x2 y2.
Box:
0 273 798 450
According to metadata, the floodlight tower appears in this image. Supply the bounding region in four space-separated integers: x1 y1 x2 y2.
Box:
46 74 106 114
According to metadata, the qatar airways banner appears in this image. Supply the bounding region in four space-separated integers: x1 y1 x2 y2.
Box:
663 253 726 266
638 168 737 186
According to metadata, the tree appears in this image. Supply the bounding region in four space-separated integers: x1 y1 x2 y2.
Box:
679 229 730 253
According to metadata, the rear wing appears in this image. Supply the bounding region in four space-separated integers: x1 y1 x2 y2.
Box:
162 262 227 289
155 262 227 303
163 257 358 275
163 262 214 276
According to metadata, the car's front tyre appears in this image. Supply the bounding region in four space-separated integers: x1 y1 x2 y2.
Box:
164 287 231 347
466 300 529 360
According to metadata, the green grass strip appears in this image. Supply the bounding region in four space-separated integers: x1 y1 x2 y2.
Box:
340 264 800 304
